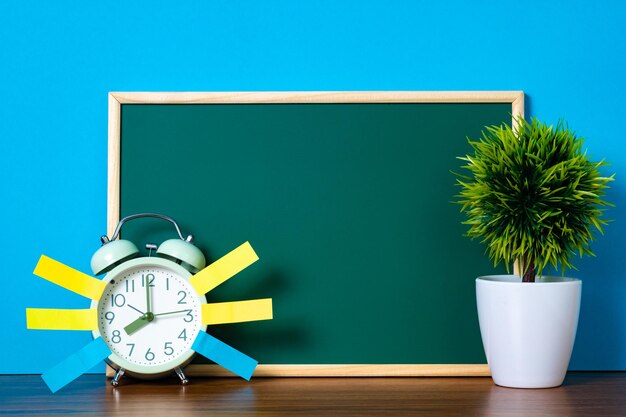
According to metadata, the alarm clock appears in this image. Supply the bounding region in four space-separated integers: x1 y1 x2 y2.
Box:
89 213 207 386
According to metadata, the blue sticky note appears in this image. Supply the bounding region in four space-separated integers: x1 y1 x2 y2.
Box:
192 331 258 380
42 337 111 393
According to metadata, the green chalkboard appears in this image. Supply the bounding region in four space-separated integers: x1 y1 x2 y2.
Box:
113 93 519 371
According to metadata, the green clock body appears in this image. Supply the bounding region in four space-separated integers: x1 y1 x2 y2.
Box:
91 257 207 378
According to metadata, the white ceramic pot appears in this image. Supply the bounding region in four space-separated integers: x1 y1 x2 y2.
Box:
476 275 581 388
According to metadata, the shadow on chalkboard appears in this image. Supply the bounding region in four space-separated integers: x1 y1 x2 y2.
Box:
203 266 289 301
193 311 310 365
195 267 309 363
193 322 310 365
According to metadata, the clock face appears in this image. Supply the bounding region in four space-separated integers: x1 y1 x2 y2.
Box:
96 262 204 374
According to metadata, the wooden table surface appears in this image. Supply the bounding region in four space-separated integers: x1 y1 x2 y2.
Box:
1 373 626 416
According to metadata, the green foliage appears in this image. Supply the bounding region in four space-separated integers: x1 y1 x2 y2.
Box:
454 116 614 279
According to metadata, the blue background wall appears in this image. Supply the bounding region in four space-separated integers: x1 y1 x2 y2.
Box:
1 1 625 373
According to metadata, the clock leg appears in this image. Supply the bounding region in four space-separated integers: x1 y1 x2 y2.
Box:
111 367 126 387
175 367 189 385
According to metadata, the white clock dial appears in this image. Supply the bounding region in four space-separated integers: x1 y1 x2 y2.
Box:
96 263 203 374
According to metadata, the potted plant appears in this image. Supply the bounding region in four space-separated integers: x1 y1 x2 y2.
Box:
454 116 614 388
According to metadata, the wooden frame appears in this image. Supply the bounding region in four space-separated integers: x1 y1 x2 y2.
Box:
107 91 524 377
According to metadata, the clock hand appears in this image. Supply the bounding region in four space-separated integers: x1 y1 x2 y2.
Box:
124 315 149 335
127 304 144 315
123 312 155 336
145 275 152 314
153 309 191 317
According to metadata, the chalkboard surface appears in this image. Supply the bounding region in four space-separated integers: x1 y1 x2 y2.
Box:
111 92 523 375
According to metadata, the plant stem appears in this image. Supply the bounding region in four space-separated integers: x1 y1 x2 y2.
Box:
522 257 536 283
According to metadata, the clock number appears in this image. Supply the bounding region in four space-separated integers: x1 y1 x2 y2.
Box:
142 273 155 288
164 342 174 356
111 330 121 344
183 310 193 322
178 329 187 341
125 279 135 293
145 348 155 361
104 311 115 324
111 294 126 308
126 343 135 356
177 291 187 304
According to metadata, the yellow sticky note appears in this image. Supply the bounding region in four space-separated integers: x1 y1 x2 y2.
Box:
26 308 98 331
190 242 259 295
34 255 106 300
202 298 273 325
